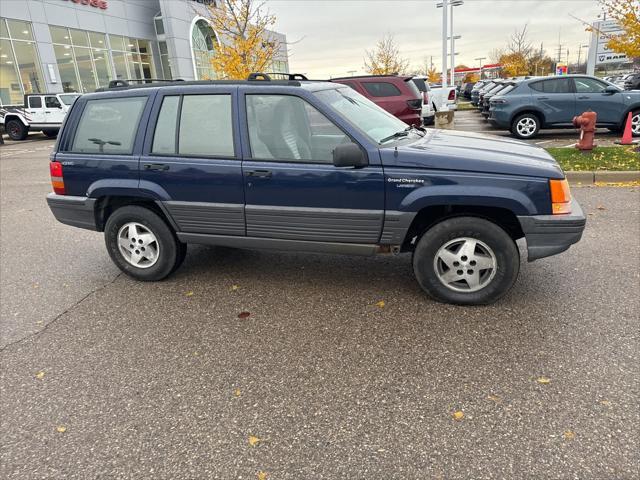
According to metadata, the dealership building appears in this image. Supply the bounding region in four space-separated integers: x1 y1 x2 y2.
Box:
0 0 289 104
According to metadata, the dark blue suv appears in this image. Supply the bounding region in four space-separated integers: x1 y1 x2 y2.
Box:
47 74 585 305
488 75 640 139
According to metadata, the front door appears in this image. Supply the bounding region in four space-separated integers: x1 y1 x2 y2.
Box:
241 93 385 244
573 77 624 124
44 95 65 124
529 77 575 125
140 88 245 236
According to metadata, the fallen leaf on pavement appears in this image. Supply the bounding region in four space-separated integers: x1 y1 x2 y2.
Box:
536 376 551 384
248 435 261 447
600 399 612 406
185 291 194 297
35 371 45 380
375 300 385 308
56 425 66 433
487 394 502 403
452 411 464 421
596 205 606 210
230 285 240 291
234 388 241 397
238 311 251 319
257 471 268 480
563 430 575 440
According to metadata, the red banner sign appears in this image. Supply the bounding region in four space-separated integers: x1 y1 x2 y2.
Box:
63 0 108 10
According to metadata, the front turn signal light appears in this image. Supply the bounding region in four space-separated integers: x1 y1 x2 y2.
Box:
550 178 571 214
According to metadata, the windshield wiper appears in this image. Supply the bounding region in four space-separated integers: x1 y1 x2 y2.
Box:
379 125 424 144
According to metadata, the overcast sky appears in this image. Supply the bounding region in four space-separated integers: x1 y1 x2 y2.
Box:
266 0 603 77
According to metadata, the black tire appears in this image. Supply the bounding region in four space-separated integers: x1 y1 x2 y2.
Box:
6 119 28 140
42 129 59 138
171 241 188 274
413 217 520 305
511 113 540 139
104 205 179 281
631 110 640 138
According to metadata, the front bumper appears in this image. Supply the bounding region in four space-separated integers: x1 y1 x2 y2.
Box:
47 193 98 231
517 199 586 261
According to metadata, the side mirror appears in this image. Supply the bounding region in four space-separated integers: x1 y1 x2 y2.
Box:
333 143 368 168
604 86 619 95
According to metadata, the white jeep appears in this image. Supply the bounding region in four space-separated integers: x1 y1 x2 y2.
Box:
1 93 80 140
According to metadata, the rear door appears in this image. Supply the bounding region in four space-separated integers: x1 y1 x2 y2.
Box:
26 95 46 124
240 90 384 244
140 86 245 236
573 77 623 124
529 78 575 125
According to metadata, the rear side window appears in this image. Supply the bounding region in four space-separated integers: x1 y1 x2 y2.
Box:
530 78 571 94
362 82 401 97
71 96 147 154
411 78 429 92
28 96 42 108
150 94 235 157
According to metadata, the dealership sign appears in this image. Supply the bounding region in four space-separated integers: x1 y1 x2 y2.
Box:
63 0 108 10
593 20 628 65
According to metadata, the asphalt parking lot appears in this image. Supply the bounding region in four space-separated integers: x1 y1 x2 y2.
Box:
1 137 639 479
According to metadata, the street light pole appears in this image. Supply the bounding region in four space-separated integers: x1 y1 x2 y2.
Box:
475 56 486 80
450 5 455 85
441 0 448 87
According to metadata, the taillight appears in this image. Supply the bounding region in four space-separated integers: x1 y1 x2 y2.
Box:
407 98 422 110
423 92 429 104
448 90 456 101
50 161 65 195
549 179 571 214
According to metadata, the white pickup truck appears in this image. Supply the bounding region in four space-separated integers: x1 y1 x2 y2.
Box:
1 93 80 140
429 83 457 112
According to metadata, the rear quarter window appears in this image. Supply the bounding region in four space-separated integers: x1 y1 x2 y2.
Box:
362 82 402 97
71 96 147 154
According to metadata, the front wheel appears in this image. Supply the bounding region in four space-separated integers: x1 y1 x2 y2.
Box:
42 129 59 138
104 206 180 281
511 113 540 139
413 217 520 305
631 110 640 137
5 120 28 140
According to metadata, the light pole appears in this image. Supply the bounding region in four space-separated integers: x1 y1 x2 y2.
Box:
437 0 449 87
475 56 486 79
449 0 463 85
576 44 588 73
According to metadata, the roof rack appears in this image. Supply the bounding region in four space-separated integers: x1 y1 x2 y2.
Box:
107 78 184 89
331 73 402 80
247 72 309 81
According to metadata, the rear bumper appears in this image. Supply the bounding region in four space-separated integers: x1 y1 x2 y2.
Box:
46 193 98 231
517 199 586 261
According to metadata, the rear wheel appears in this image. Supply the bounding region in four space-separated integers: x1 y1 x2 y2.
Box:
104 206 180 281
413 217 520 305
511 113 540 139
631 110 640 137
5 120 28 140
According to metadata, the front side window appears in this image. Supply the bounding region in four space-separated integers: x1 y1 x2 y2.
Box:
246 95 351 163
314 87 408 144
45 96 62 108
71 97 147 154
574 78 607 94
362 82 402 97
179 95 234 157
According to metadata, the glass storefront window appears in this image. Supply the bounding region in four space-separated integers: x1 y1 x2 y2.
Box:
69 29 89 47
74 46 96 91
49 26 70 44
112 51 128 80
88 32 106 49
108 34 125 52
6 20 34 42
0 18 44 102
191 19 218 80
92 50 111 88
13 41 44 94
53 44 79 92
0 38 22 104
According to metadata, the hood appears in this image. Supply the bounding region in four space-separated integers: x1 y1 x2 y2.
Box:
380 129 564 179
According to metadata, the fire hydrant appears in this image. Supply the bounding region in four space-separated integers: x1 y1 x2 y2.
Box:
572 111 597 151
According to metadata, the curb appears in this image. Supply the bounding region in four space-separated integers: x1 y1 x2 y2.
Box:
566 171 640 184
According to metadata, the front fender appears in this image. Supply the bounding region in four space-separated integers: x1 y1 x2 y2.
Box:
399 184 539 216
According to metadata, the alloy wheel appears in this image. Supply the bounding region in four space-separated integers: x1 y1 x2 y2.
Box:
632 113 640 135
433 237 497 292
117 222 160 268
516 117 537 137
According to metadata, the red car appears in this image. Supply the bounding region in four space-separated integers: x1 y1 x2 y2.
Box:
331 75 423 126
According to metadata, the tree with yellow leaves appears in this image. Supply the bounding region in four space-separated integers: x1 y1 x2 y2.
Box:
600 0 640 59
499 52 529 77
202 0 282 80
364 34 410 75
426 66 441 83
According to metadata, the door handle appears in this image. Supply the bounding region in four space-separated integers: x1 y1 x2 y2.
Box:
537 97 549 100
246 169 272 178
143 163 169 171
45 110 52 113
577 96 589 99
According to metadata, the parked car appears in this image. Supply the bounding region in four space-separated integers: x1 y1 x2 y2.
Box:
623 72 640 90
46 74 585 305
332 75 422 126
488 75 640 139
481 82 516 117
429 83 457 111
462 81 476 99
409 76 435 125
472 81 496 107
470 80 490 106
0 93 80 140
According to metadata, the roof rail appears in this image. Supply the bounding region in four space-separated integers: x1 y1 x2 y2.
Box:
107 78 184 89
247 72 309 81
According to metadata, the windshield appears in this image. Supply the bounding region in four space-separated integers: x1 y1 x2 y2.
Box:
59 94 80 106
314 87 410 144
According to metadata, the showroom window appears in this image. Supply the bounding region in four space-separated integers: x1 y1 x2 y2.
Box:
50 26 111 92
109 35 156 82
0 18 45 104
191 19 218 80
